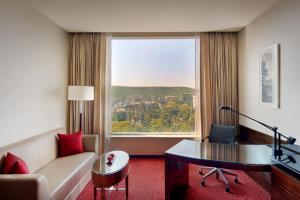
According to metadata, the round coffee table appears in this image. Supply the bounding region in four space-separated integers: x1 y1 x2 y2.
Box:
92 151 129 200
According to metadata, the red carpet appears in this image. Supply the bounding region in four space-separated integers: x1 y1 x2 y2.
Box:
78 158 270 200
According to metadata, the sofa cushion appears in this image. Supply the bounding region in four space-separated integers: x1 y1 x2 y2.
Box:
57 131 83 157
2 152 29 174
13 160 30 174
35 152 96 200
2 152 18 173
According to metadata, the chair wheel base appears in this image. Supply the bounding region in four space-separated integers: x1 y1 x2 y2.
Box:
201 180 205 186
226 187 230 192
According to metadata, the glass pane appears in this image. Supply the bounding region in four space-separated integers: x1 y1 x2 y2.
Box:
111 38 196 134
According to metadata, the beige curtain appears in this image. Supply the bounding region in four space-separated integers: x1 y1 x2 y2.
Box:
199 32 238 138
68 33 107 154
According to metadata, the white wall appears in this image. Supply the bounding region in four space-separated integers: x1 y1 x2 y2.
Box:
0 0 68 147
238 0 300 144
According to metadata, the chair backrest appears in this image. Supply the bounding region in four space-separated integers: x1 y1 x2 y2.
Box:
209 124 237 144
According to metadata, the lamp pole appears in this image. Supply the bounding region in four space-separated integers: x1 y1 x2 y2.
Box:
79 101 83 131
68 86 94 133
219 106 296 157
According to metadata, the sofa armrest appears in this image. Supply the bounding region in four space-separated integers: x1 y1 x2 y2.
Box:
0 174 49 200
82 134 99 156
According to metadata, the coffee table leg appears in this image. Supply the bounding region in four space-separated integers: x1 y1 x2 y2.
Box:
94 186 97 200
125 175 129 200
101 188 106 200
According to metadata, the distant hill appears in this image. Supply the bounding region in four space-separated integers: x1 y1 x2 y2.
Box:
112 86 195 98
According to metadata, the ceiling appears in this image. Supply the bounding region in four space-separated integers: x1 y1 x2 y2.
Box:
27 0 280 32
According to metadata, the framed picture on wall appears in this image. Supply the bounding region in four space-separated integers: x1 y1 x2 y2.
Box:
259 43 280 108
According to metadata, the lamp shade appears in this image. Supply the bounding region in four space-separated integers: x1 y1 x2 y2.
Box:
68 86 94 101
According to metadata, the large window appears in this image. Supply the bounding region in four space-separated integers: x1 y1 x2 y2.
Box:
110 37 197 135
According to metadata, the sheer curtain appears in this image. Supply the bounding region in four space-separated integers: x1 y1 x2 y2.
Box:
199 32 239 139
68 33 107 154
195 33 201 140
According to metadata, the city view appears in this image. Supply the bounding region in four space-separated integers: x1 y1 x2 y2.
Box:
111 86 196 133
111 38 196 134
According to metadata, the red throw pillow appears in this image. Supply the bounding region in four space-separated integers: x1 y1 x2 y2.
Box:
57 131 83 157
13 160 30 174
2 152 29 174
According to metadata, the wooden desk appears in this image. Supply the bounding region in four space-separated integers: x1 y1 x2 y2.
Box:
165 140 273 200
239 125 300 200
271 147 300 200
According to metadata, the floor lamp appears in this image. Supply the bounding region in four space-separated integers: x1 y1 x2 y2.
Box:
68 86 94 131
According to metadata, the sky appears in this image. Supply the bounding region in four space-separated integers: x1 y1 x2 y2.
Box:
111 38 196 88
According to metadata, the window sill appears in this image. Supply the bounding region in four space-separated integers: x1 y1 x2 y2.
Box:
110 133 197 138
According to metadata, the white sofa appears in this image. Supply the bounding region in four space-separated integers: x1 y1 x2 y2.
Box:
0 128 98 200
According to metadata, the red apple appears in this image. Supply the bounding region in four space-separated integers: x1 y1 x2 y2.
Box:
107 156 113 162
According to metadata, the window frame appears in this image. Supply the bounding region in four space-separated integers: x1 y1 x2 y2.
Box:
107 33 200 137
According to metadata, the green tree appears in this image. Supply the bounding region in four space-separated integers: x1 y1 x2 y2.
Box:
112 121 131 132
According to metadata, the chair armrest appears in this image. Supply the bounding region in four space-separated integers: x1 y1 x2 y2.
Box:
82 134 99 156
0 174 49 200
201 136 210 142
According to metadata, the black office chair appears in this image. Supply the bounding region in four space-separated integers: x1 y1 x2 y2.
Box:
200 124 238 192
